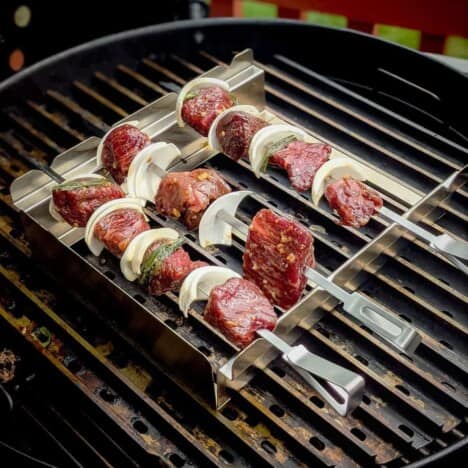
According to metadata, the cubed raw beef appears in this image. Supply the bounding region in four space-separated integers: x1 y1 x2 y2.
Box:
204 277 277 348
325 177 382 228
181 86 235 136
155 168 231 230
243 209 315 309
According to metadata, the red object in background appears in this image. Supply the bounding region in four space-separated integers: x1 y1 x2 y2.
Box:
211 0 468 54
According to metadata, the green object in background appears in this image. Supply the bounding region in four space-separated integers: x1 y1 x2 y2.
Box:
304 10 347 28
375 24 421 49
444 36 468 59
243 1 278 18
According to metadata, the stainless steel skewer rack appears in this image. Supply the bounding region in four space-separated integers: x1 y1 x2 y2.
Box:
10 49 466 410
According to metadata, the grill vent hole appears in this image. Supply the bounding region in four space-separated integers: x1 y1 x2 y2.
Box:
267 200 278 208
219 449 234 464
309 436 325 451
351 428 366 441
441 381 456 392
134 294 146 304
269 404 285 417
104 271 115 279
198 345 212 357
185 233 196 241
99 388 119 404
398 424 414 438
244 414 259 427
310 395 325 408
221 407 238 421
362 395 371 405
133 419 148 434
271 366 286 378
169 453 186 467
354 355 368 366
399 314 412 323
158 214 167 221
165 319 178 330
403 285 415 294
269 176 279 182
360 325 373 335
439 340 453 350
400 255 412 263
238 182 248 188
395 384 410 396
108 351 129 369
441 310 453 318
261 440 277 454
64 357 82 374
215 255 227 264
438 277 450 286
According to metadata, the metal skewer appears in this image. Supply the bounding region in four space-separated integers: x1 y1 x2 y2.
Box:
201 192 422 355
378 206 468 275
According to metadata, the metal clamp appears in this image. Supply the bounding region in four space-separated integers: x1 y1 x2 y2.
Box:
258 330 365 416
305 267 421 355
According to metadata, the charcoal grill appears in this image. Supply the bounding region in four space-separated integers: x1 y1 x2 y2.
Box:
0 19 467 466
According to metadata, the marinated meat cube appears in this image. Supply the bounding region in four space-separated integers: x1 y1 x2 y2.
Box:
243 209 315 310
52 179 124 227
216 111 268 160
325 177 383 228
155 168 231 230
143 240 207 296
94 208 149 257
101 124 151 183
204 277 277 348
270 141 331 192
181 86 235 136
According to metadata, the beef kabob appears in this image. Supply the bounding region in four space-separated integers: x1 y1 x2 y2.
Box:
208 106 332 192
196 191 421 355
310 158 468 271
177 265 365 416
48 169 207 297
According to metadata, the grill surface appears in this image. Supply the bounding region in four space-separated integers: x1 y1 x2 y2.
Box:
0 19 467 467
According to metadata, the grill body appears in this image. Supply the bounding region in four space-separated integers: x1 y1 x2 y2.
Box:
0 19 467 467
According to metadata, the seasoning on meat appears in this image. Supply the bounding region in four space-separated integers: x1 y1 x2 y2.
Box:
204 277 277 348
52 179 124 227
181 86 235 136
139 238 207 295
94 208 150 257
101 124 151 183
243 209 315 310
270 140 331 192
155 168 231 230
216 111 268 160
325 177 383 228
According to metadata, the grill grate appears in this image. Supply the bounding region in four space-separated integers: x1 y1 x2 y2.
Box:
0 39 466 467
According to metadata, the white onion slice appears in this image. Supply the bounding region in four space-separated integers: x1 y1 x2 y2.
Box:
125 142 181 201
178 266 241 317
176 77 229 127
120 228 179 281
249 124 307 177
95 120 140 170
311 158 367 206
198 190 253 248
49 174 107 223
84 197 146 256
207 105 260 152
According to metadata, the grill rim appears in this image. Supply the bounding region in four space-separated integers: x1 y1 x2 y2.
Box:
2 17 468 93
